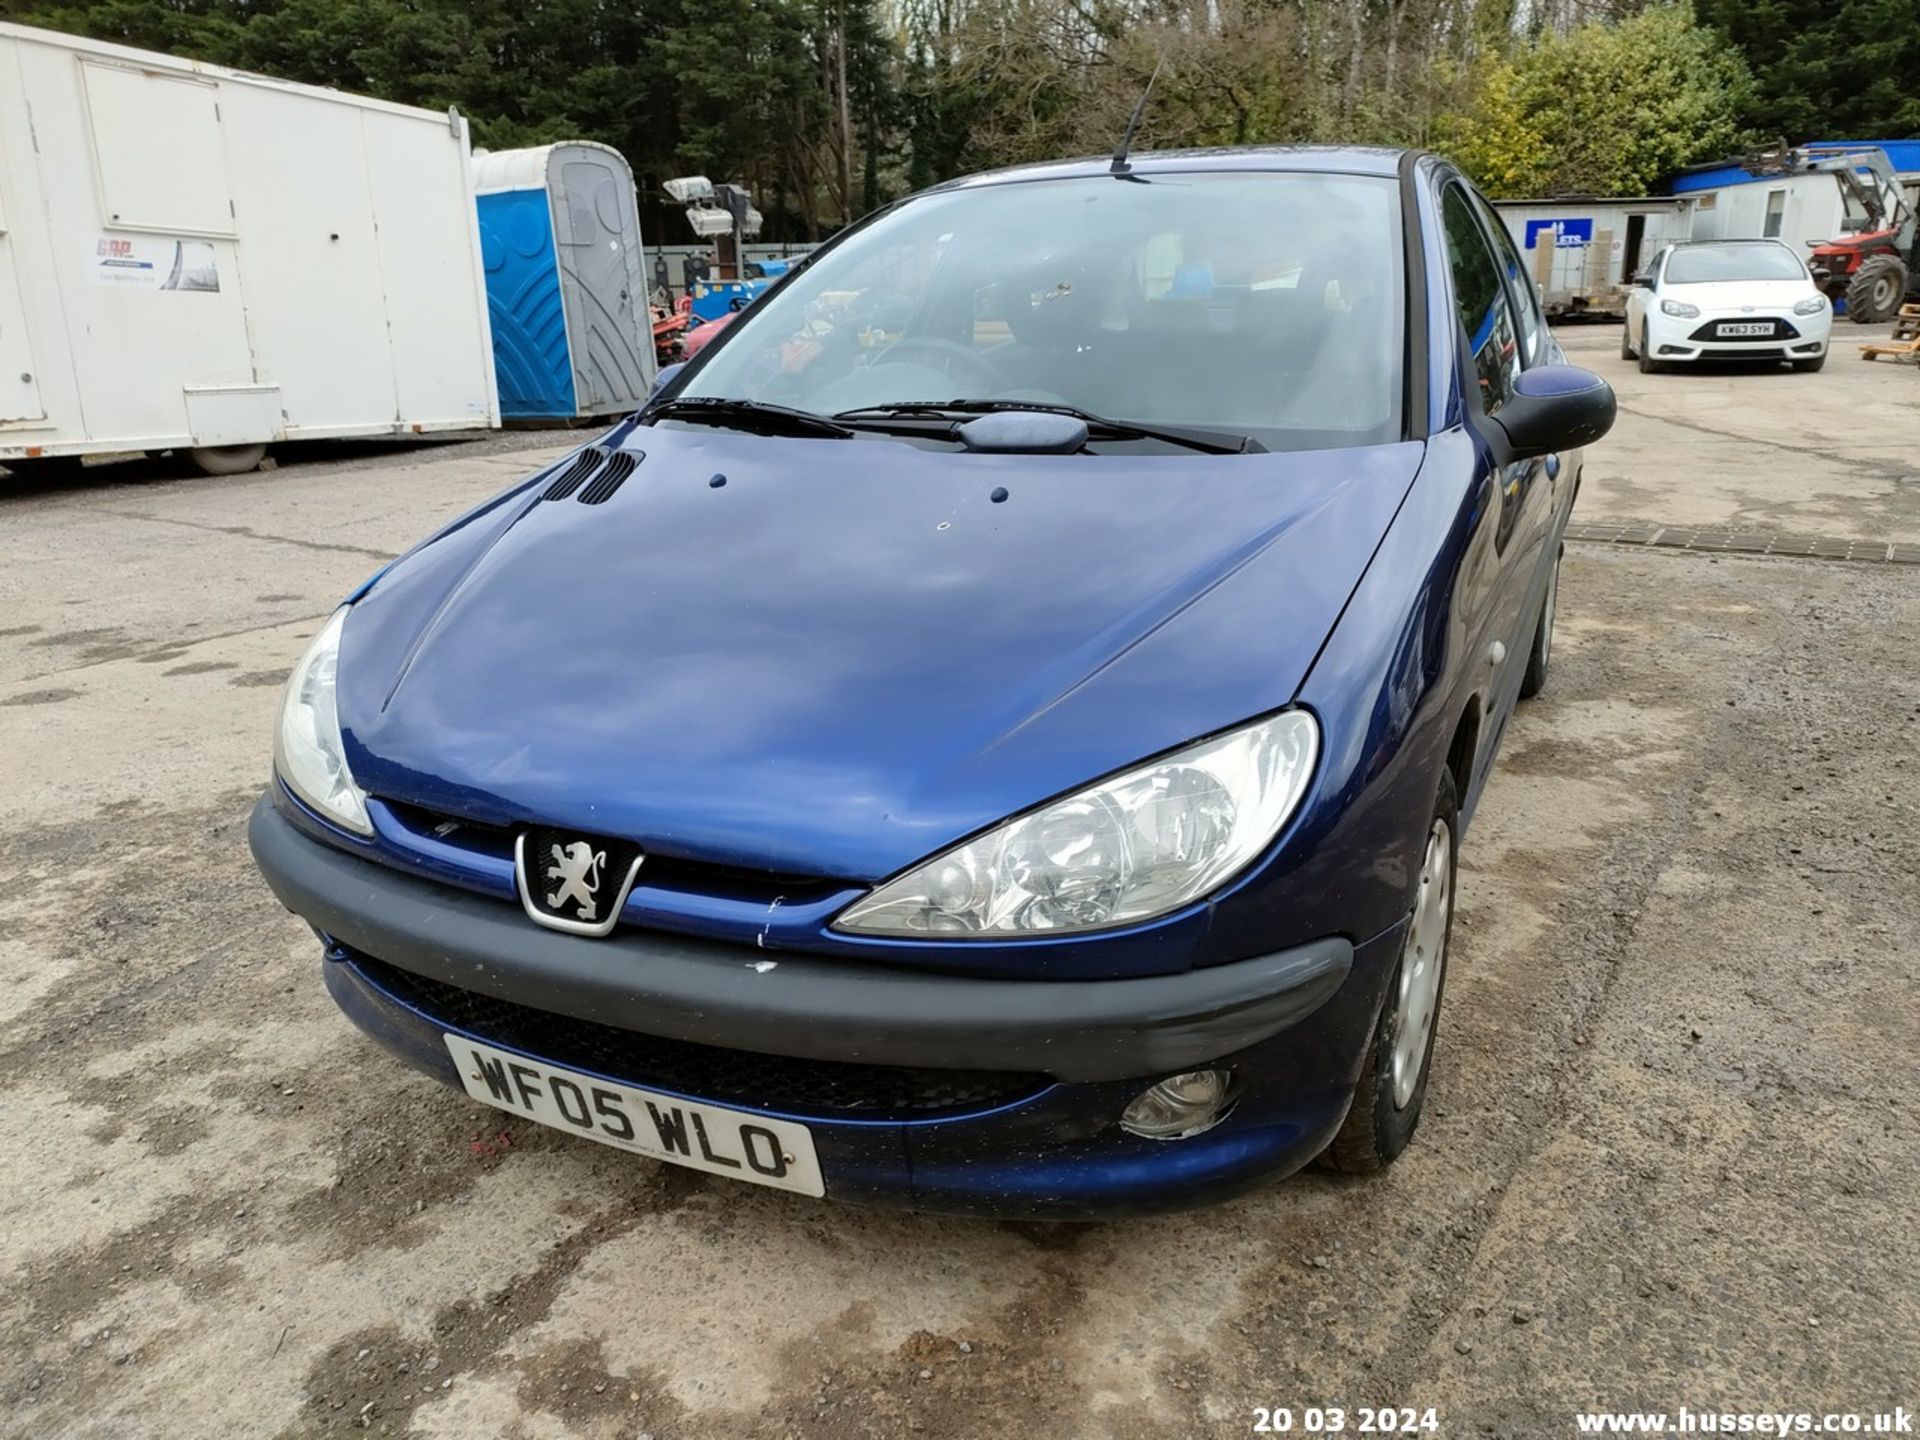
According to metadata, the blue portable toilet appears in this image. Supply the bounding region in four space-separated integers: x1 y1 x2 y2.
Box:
473 143 656 419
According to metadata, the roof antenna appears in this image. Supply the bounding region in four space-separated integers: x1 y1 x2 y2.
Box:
1109 52 1166 176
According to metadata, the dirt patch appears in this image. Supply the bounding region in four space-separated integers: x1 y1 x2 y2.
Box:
231 668 291 688
284 1195 693 1439
24 626 146 665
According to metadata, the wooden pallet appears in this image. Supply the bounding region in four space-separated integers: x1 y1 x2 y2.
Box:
1860 303 1920 361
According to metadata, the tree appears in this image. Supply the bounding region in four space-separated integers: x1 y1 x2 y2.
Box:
1442 5 1754 196
4 0 897 242
1697 0 1920 141
9 0 1777 229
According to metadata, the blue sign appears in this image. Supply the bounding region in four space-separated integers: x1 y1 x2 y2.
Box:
1524 218 1594 250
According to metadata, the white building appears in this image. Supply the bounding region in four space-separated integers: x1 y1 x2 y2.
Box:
0 23 498 476
1667 141 1920 256
1489 197 1695 318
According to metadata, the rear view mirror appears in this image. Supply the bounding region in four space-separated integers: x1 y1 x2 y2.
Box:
1491 364 1615 462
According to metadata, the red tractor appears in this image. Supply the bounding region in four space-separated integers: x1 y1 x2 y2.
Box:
1748 145 1920 323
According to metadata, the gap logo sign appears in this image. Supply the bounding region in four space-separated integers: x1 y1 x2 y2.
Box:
1524 218 1595 249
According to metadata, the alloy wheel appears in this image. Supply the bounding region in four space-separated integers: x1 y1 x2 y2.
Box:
1390 818 1452 1109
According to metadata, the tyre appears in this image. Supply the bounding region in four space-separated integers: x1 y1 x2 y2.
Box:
1519 543 1560 699
1620 322 1633 360
1844 254 1907 324
1319 769 1458 1174
188 443 268 476
1792 352 1827 373
1636 321 1660 373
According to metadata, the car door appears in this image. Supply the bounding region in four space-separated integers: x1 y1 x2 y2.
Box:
1435 179 1542 751
1467 185 1560 552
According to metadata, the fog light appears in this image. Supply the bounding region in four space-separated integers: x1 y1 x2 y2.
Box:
1119 1069 1237 1140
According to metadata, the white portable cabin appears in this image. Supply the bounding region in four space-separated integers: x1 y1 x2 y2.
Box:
0 23 498 475
472 143 656 421
1668 143 1920 254
1679 172 1847 254
1490 197 1695 318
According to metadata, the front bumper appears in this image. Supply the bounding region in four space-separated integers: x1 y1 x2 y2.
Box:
252 793 1398 1216
1646 308 1830 363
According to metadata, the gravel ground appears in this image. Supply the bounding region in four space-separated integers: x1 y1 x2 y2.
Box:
0 334 1915 1439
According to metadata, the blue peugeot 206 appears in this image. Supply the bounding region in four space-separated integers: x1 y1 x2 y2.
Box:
250 145 1613 1218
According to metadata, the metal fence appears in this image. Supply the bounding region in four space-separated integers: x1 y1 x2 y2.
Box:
645 242 821 303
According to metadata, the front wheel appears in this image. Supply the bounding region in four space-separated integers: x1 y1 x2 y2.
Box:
1619 322 1634 360
1636 321 1661 374
1792 352 1827 373
1844 254 1907 324
1319 770 1458 1174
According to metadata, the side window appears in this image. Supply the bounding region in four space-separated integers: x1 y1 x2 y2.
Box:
1468 191 1546 365
1440 185 1521 417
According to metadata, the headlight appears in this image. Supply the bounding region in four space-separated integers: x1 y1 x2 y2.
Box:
1660 299 1700 318
835 711 1319 937
1794 295 1828 315
274 607 370 835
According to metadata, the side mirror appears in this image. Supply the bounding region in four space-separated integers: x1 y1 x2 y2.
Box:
1633 272 1654 288
651 361 685 397
1492 364 1615 462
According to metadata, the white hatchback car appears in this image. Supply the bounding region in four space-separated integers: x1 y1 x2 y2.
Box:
1623 239 1832 373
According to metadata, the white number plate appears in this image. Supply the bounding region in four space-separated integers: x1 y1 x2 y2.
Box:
1716 321 1773 337
445 1035 825 1196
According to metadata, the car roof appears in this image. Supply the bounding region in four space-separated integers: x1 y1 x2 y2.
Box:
1668 238 1792 248
933 145 1411 192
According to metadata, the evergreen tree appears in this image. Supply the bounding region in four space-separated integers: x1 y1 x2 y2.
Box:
1698 0 1920 141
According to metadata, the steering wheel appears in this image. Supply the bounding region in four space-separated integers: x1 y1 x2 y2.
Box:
869 336 1003 393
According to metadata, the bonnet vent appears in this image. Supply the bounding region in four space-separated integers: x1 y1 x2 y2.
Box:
577 449 640 504
539 447 643 503
541 449 603 501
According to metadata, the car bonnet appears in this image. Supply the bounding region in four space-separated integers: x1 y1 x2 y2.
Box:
335 426 1426 883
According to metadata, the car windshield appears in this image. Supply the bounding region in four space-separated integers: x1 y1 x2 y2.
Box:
1665 244 1807 285
674 171 1404 452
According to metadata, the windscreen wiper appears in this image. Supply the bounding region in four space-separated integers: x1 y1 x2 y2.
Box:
645 396 853 439
834 400 1263 455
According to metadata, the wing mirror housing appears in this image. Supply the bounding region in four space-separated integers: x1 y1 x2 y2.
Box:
650 361 686 397
1490 364 1615 462
1633 272 1654 288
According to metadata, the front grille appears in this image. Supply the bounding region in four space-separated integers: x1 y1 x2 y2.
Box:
379 800 842 909
353 953 1050 1120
